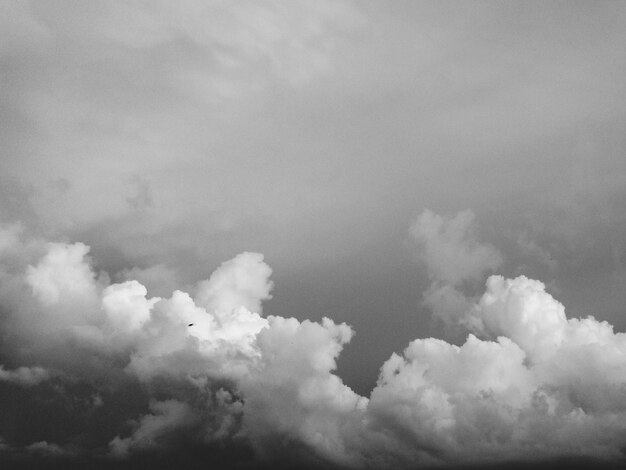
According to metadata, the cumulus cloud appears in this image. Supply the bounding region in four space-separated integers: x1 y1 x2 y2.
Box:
366 274 626 464
1 222 626 469
102 281 157 333
26 242 100 309
194 252 273 316
124 287 267 383
241 316 367 467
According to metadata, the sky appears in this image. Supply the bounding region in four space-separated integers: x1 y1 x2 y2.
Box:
1 1 626 469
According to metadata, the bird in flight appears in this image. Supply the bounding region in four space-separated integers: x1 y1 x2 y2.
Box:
188 323 194 327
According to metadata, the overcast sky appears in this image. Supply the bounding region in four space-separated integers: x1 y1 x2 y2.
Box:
2 1 626 469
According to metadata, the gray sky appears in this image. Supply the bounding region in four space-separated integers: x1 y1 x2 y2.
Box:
7 0 626 391
2 1 626 467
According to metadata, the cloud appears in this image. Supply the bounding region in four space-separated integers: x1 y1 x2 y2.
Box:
109 399 198 458
85 0 363 88
194 252 273 316
411 209 503 285
124 288 267 383
516 231 558 271
102 281 156 333
361 272 626 465
0 223 22 256
411 209 503 327
26 242 99 307
241 316 366 467
0 365 50 386
25 440 67 457
5 239 271 380
466 275 569 354
1 225 626 469
2 1 626 468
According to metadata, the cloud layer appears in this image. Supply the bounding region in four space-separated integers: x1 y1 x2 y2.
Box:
2 2 626 467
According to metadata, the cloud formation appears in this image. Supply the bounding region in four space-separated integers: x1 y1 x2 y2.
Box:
411 209 503 286
411 209 503 327
1 214 626 469
2 1 626 468
368 274 626 464
0 365 50 387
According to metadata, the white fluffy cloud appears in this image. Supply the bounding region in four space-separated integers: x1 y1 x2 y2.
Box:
366 274 626 463
194 252 273 316
102 281 156 332
241 316 367 466
26 242 99 307
2 219 626 468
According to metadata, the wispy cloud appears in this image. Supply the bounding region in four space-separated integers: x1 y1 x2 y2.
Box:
410 209 502 328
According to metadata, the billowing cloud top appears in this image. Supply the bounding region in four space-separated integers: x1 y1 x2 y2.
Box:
1 213 626 469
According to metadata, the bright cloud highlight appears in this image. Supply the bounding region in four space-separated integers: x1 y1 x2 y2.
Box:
0 215 625 469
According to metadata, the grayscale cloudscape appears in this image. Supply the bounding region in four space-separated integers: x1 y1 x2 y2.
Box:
1 1 626 469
